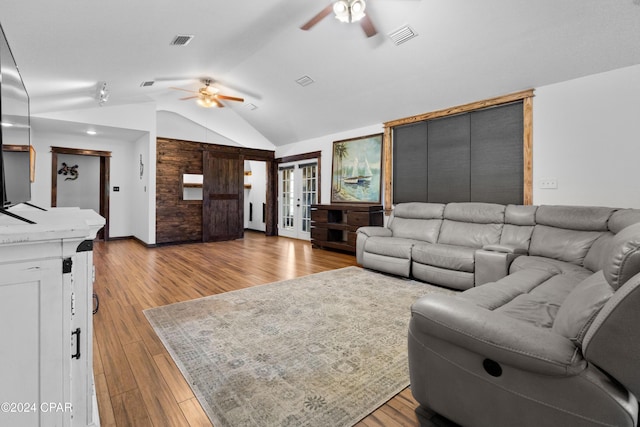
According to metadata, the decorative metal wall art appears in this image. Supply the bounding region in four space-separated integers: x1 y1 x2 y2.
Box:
58 162 79 181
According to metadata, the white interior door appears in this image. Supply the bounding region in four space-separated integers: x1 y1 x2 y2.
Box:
278 160 318 240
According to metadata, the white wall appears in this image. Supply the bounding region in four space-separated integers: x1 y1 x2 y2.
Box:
30 128 136 238
276 124 384 205
277 65 640 211
56 154 100 212
33 102 157 243
533 64 640 208
156 110 241 147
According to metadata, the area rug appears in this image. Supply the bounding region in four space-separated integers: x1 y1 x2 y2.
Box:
144 266 454 427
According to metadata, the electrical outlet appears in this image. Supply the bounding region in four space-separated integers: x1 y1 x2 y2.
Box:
539 178 558 189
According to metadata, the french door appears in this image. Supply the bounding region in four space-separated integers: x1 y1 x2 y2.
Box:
278 160 318 240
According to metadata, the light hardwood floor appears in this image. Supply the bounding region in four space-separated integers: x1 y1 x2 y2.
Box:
93 231 421 426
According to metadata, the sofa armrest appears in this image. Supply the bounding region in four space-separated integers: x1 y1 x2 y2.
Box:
475 249 523 285
410 294 586 376
356 226 392 238
482 243 528 254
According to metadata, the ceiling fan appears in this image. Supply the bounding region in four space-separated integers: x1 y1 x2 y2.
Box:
170 79 244 108
301 0 377 37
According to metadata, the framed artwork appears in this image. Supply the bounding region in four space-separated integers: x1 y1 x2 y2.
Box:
331 133 383 204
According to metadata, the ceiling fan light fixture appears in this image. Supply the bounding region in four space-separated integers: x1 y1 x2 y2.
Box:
333 0 366 23
350 0 366 22
197 96 217 108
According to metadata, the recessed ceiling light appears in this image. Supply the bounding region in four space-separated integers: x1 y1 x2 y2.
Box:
86 130 97 135
1 122 14 127
244 103 258 111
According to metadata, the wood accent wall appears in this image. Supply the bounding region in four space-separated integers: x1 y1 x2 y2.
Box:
156 138 205 244
156 137 277 245
382 89 535 213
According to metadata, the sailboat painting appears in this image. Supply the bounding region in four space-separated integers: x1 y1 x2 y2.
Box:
331 133 383 203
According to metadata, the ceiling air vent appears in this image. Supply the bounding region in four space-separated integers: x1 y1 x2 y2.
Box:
140 81 155 87
388 25 418 46
170 35 194 46
295 75 315 87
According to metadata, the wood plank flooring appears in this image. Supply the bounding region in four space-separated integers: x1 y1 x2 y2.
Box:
93 231 421 426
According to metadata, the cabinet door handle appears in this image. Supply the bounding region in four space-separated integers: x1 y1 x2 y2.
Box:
71 328 81 360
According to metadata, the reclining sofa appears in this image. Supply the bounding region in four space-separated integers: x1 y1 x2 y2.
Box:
356 202 640 290
356 202 640 426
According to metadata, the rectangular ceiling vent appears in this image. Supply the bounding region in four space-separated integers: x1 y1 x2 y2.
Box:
295 75 315 87
140 81 155 87
170 35 194 46
388 25 418 46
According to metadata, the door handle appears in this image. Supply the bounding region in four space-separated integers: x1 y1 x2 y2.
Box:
71 328 81 360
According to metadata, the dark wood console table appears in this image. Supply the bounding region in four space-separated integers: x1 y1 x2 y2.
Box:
311 204 383 253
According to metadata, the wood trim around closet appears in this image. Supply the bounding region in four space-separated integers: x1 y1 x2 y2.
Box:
382 89 535 213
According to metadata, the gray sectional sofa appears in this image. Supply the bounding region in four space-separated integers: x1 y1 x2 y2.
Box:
356 202 640 290
356 202 640 426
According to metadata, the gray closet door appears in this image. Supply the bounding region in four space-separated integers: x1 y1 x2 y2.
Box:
393 122 428 203
427 114 470 203
470 102 524 204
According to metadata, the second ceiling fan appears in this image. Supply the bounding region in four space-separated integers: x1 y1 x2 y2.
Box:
170 79 244 108
301 0 377 37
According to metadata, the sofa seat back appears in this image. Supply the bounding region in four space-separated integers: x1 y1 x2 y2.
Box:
500 205 538 249
584 208 640 273
529 205 615 267
388 202 444 242
437 202 504 249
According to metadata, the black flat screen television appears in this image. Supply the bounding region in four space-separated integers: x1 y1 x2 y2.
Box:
0 22 31 210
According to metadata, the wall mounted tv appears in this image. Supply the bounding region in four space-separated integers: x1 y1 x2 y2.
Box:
0 22 32 213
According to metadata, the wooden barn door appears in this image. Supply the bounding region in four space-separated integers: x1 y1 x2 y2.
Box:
203 151 244 242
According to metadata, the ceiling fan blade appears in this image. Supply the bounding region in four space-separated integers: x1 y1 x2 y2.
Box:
179 95 199 100
360 15 377 37
213 98 225 108
300 4 334 30
217 94 245 103
170 87 198 93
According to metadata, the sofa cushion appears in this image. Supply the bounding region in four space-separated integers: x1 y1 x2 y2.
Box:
603 222 640 290
494 273 581 328
412 243 476 273
500 224 534 250
552 271 613 344
510 256 592 281
393 202 445 220
583 233 615 273
608 208 640 233
363 236 416 259
438 221 503 249
535 205 614 231
529 225 604 266
443 202 505 223
505 204 538 226
390 218 442 242
461 269 556 309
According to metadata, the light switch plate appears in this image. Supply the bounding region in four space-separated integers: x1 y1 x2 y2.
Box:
539 178 558 189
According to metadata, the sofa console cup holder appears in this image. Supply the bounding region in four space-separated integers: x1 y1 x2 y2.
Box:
482 359 502 377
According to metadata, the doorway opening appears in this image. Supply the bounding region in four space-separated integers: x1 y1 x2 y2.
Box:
51 146 111 240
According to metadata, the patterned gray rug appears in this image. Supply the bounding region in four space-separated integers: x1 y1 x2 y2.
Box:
144 266 453 427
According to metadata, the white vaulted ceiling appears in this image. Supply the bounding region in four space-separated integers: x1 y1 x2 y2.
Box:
1 0 640 146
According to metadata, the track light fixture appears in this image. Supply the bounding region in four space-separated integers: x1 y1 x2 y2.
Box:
96 81 110 106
